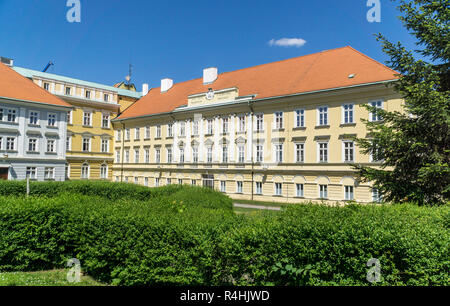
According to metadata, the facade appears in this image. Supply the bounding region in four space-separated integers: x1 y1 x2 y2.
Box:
0 62 72 181
112 47 402 203
13 67 142 181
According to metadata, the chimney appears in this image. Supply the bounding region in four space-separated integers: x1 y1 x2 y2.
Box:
0 57 14 67
161 78 173 93
203 67 218 85
142 83 149 96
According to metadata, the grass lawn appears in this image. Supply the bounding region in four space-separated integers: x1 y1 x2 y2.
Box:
0 270 105 286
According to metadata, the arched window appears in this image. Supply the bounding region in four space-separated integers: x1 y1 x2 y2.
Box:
81 163 90 179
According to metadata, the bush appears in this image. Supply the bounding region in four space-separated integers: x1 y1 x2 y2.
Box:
0 181 447 286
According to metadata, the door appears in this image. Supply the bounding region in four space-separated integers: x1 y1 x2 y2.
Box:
0 168 8 180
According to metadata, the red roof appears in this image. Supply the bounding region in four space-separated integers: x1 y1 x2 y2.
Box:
119 46 398 120
0 62 71 108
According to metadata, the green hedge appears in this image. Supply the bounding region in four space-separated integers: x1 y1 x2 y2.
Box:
0 181 448 286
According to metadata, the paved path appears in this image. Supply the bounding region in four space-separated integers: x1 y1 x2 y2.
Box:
233 203 282 211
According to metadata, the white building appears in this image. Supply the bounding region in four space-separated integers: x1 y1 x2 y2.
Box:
0 61 72 181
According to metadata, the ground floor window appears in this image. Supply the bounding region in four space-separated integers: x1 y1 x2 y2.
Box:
296 184 304 197
155 178 160 187
236 181 243 194
191 179 196 186
372 188 382 203
135 177 139 184
26 167 37 180
220 181 226 193
345 186 354 201
44 167 55 180
144 177 149 186
319 185 328 199
81 163 89 179
275 183 282 196
178 179 183 185
100 164 108 179
167 178 171 185
256 182 262 195
202 175 214 189
65 163 70 179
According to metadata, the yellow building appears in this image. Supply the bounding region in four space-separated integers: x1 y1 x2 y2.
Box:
112 47 403 204
13 67 142 180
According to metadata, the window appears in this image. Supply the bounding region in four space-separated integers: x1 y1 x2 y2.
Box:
156 125 161 138
145 126 151 139
238 115 246 132
222 117 229 134
180 122 186 137
238 146 245 163
343 141 354 162
125 150 130 163
46 139 56 153
67 111 72 125
134 149 140 163
296 184 304 197
167 123 173 137
83 112 92 127
65 163 70 179
237 181 243 193
222 146 228 163
29 111 39 125
343 104 354 124
167 147 172 163
275 112 283 129
65 87 71 96
295 109 305 128
318 142 328 162
372 188 382 203
256 182 262 195
26 167 37 180
191 180 197 186
370 100 383 122
0 108 3 121
135 127 140 140
371 144 383 162
82 138 91 152
48 114 57 127
319 185 328 199
345 186 354 201
167 178 172 185
256 145 263 163
295 143 305 163
28 139 38 152
6 109 16 123
44 168 55 180
144 177 149 187
66 136 72 151
275 144 283 163
135 177 139 185
116 150 121 163
221 181 226 193
256 114 264 132
85 90 91 99
192 147 199 164
0 137 2 150
102 114 110 128
180 148 185 163
101 139 109 153
81 163 90 179
145 148 150 163
207 147 213 163
155 148 161 163
192 121 199 136
275 183 282 196
125 128 130 141
155 178 160 187
104 94 109 102
116 130 121 141
6 137 15 151
43 83 50 91
207 119 213 135
318 107 328 126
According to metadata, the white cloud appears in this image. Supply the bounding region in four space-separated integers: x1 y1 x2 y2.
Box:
269 38 307 48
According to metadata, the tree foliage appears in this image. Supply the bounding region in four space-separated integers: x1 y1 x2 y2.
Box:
355 0 450 205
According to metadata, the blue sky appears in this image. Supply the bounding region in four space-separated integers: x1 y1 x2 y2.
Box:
0 0 417 91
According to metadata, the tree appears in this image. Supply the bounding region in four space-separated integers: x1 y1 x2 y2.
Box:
355 0 450 205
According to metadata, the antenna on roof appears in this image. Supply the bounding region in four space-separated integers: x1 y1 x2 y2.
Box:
42 61 54 72
125 64 133 85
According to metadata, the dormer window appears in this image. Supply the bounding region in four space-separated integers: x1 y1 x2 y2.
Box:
43 83 50 91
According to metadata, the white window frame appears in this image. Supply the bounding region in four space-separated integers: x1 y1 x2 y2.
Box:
296 184 304 198
135 149 140 163
26 167 37 180
28 138 38 152
342 104 354 124
102 114 110 128
221 181 227 193
369 100 384 122
47 113 57 127
275 183 283 196
256 182 263 195
236 181 243 194
345 186 354 201
83 111 92 127
6 137 16 151
295 143 305 163
343 141 355 163
101 139 109 153
255 113 264 132
319 185 328 199
82 138 91 152
317 106 328 126
318 142 329 163
274 111 284 130
81 163 90 179
29 111 40 125
294 109 305 128
135 127 140 140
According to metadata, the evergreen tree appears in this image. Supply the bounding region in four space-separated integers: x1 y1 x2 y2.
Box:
355 0 449 205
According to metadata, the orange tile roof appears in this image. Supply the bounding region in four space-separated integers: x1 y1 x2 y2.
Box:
0 62 71 108
118 46 399 120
